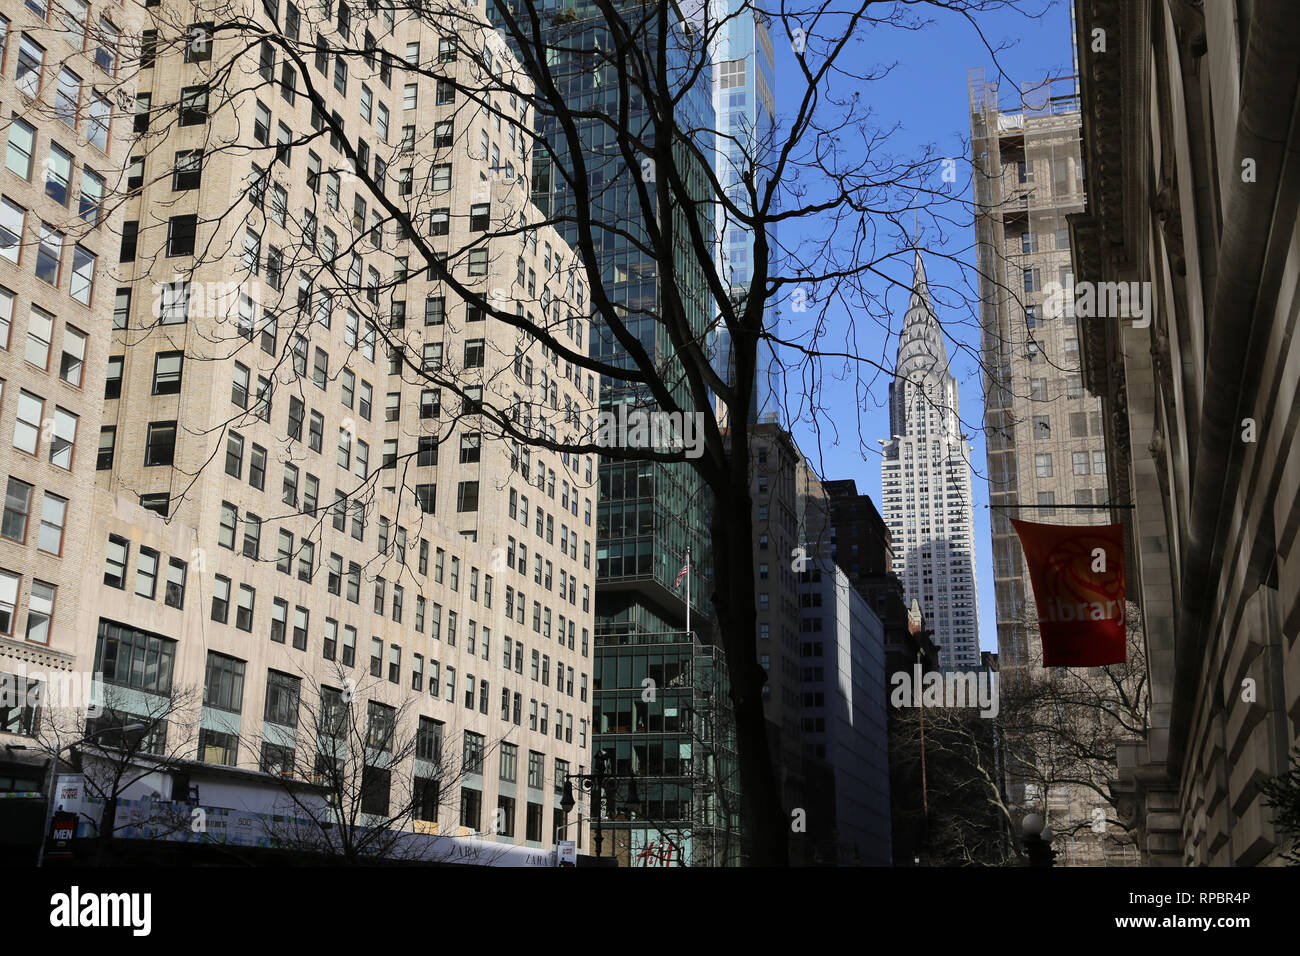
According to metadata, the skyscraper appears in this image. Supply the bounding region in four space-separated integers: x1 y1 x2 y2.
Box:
879 252 980 669
969 68 1135 866
968 67 1108 671
1 1 595 859
498 0 740 860
709 0 778 425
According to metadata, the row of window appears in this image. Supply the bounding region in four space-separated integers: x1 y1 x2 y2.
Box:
0 195 97 304
0 566 55 643
5 116 105 220
102 533 188 607
4 383 79 469
0 286 87 386
6 25 114 150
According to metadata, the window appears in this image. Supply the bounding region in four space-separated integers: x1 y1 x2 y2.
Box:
66 245 94 305
164 558 186 609
5 117 35 179
173 150 202 190
167 215 197 257
94 426 113 469
204 651 246 714
24 308 52 369
78 168 103 225
46 407 76 469
464 339 485 368
134 547 158 599
469 203 489 231
250 447 269 489
309 411 324 451
103 534 128 588
94 17 118 74
236 585 255 631
225 432 244 478
210 575 231 624
2 478 32 543
94 620 176 694
56 68 80 127
35 225 62 286
15 37 44 97
152 352 183 395
264 670 301 728
59 326 86 386
34 492 66 556
431 164 451 191
242 513 262 559
1034 453 1053 478
468 249 488 275
1072 451 1090 476
462 731 485 775
424 295 445 326
179 85 208 126
0 198 22 265
0 286 11 348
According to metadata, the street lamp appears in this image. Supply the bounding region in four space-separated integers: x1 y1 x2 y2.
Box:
559 750 640 860
36 722 146 867
1021 812 1057 867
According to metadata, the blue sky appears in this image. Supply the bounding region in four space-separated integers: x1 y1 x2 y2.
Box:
774 1 1075 652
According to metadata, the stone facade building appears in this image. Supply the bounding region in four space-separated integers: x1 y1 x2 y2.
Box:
1072 0 1300 865
2 0 595 859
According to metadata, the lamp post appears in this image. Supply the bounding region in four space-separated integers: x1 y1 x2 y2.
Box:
559 749 640 860
1021 812 1057 867
37 722 145 867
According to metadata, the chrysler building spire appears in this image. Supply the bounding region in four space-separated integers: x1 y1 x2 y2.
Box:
880 250 981 669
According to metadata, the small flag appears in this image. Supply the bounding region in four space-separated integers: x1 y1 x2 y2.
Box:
675 560 689 589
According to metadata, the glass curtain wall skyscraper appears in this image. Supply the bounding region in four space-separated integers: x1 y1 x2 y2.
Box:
508 1 716 638
494 0 737 861
710 0 779 425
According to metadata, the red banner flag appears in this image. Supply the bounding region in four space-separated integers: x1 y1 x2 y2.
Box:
1010 519 1127 666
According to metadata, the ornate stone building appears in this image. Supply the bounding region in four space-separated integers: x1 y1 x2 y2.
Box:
1072 0 1300 865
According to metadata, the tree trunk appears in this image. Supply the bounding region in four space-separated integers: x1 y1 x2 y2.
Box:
96 796 118 865
711 479 788 866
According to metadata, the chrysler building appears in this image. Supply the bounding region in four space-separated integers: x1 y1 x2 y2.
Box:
880 252 981 668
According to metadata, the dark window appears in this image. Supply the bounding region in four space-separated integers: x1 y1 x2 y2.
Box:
94 619 176 695
173 150 202 190
179 85 209 126
144 421 177 466
167 215 197 257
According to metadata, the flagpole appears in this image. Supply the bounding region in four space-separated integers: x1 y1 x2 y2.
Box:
685 545 691 638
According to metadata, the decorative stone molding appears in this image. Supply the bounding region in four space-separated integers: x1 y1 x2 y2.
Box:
0 636 78 675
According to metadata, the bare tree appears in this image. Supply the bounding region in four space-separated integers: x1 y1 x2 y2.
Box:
32 684 202 862
246 663 514 863
889 701 1016 866
997 599 1148 862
